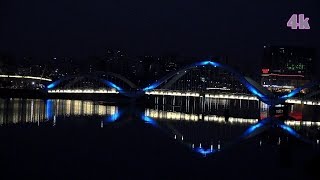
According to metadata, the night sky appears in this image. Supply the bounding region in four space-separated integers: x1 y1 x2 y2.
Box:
0 0 319 69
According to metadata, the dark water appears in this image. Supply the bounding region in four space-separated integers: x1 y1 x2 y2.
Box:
1 98 320 147
1 98 320 179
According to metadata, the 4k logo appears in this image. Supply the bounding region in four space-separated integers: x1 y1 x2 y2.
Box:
287 14 310 30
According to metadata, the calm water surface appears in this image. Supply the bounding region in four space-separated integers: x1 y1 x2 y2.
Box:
1 98 320 153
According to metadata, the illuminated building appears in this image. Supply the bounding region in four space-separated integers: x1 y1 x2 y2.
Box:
261 46 315 93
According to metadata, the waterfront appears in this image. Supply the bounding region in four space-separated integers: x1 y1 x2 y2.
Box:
1 98 319 179
1 98 319 143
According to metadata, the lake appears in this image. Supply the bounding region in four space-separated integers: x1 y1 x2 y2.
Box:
0 98 319 179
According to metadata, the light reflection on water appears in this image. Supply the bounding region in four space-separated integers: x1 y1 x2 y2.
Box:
145 108 259 124
2 98 319 125
1 98 319 155
0 98 117 125
0 99 46 124
145 96 320 153
144 108 256 154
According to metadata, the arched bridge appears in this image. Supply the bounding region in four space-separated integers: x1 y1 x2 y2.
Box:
47 72 137 95
46 60 320 106
142 60 276 104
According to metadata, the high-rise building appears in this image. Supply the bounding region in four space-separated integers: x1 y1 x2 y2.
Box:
261 46 315 93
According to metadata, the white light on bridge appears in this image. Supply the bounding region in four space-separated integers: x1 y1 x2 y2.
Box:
146 90 259 100
146 90 199 97
147 90 320 106
284 120 320 127
0 74 52 81
285 99 320 106
285 99 302 104
204 115 258 124
205 93 259 101
48 89 119 94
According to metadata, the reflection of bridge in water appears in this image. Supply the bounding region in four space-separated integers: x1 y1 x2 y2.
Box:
145 108 320 127
1 98 319 157
144 107 320 156
0 99 118 125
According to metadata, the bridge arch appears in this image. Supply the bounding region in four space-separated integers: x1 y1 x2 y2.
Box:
47 74 124 92
142 60 274 104
293 82 320 100
46 60 319 104
279 81 320 100
93 71 137 89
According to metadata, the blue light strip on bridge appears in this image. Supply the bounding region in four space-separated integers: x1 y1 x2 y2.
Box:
102 80 123 92
141 115 158 127
245 85 265 99
47 80 62 89
280 87 303 100
194 147 217 156
47 78 123 92
280 81 320 101
47 60 320 106
142 60 267 102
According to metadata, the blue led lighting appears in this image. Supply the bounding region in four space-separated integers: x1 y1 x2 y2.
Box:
280 88 301 100
193 60 220 67
246 86 264 98
209 61 219 67
105 111 121 123
141 60 270 103
46 60 281 103
143 82 161 92
45 99 54 120
47 78 123 92
195 61 211 66
141 115 158 127
143 60 217 92
241 121 264 138
47 80 61 89
194 147 216 156
280 81 319 100
103 80 123 91
279 124 301 138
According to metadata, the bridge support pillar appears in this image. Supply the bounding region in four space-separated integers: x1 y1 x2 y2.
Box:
268 105 276 118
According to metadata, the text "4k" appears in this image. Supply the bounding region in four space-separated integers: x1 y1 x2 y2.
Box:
287 14 310 30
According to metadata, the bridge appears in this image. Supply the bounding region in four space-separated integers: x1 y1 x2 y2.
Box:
48 89 119 94
146 90 259 101
0 74 52 82
0 74 53 90
45 60 320 106
46 72 138 98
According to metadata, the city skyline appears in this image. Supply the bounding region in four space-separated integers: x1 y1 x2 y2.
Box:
1 45 319 80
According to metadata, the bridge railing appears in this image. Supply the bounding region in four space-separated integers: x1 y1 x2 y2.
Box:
146 89 259 100
47 89 119 94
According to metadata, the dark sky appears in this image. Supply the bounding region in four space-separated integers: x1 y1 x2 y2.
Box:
0 0 319 67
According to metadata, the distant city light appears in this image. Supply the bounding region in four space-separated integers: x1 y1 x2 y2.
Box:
0 74 52 82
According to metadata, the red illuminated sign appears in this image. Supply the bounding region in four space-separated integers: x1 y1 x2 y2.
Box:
262 69 269 74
